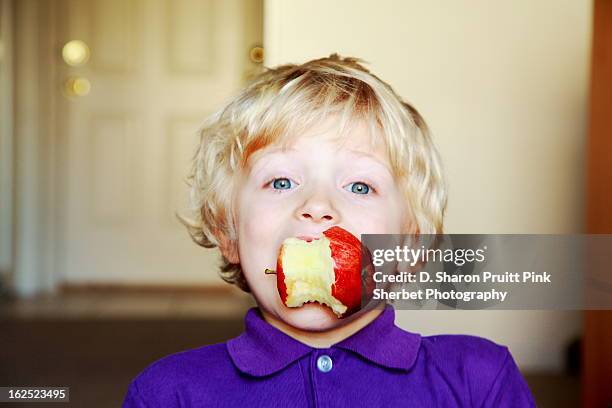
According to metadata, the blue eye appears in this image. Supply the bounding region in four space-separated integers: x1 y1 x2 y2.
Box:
271 177 294 190
346 182 372 195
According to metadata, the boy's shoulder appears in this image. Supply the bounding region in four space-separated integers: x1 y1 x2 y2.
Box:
417 333 535 407
123 342 232 407
140 341 228 373
420 333 510 368
419 333 511 381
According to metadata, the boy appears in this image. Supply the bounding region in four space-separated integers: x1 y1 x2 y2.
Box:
122 54 536 407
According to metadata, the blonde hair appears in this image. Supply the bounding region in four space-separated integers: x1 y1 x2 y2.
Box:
180 53 447 292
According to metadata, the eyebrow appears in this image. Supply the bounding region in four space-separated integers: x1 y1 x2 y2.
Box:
344 148 383 162
343 149 393 175
250 146 393 178
248 145 296 165
249 150 290 181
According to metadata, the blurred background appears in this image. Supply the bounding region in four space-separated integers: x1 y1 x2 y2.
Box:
0 0 610 407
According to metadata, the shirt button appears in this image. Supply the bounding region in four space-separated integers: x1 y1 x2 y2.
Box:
316 354 333 373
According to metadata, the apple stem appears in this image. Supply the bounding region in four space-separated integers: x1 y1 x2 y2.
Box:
264 268 277 275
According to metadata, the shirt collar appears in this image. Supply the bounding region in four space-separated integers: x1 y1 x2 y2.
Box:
226 303 421 377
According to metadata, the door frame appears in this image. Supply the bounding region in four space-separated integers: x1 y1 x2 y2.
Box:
10 0 62 296
583 1 612 406
0 0 15 290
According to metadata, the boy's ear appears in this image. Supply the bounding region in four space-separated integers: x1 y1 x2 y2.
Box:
215 229 240 264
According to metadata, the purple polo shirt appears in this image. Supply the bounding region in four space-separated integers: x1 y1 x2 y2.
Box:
122 304 536 407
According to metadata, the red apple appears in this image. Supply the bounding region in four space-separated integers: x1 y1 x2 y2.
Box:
265 226 375 318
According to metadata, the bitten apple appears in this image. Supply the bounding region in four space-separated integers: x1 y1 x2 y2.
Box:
265 226 375 318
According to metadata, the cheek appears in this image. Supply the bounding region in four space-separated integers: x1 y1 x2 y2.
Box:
348 196 406 235
236 191 289 278
239 193 284 243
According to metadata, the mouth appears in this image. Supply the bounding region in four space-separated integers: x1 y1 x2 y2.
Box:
295 235 320 242
294 232 326 242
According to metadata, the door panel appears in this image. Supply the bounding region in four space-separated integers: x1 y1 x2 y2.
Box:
55 0 261 285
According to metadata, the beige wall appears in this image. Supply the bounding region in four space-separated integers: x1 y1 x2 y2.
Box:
264 0 591 371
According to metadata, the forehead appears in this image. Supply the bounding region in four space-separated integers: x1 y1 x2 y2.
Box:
277 114 385 155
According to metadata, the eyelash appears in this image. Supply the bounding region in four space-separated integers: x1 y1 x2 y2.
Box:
263 176 377 195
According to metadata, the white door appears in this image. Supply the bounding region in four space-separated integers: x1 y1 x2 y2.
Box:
55 0 262 286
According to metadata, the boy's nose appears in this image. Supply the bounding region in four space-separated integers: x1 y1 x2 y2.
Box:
296 188 339 224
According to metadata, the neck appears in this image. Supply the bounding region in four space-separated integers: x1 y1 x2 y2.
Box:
260 305 386 349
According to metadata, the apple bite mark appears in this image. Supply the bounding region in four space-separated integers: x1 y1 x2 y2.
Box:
278 236 348 317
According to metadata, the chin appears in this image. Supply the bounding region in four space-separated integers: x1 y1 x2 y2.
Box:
276 301 366 332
